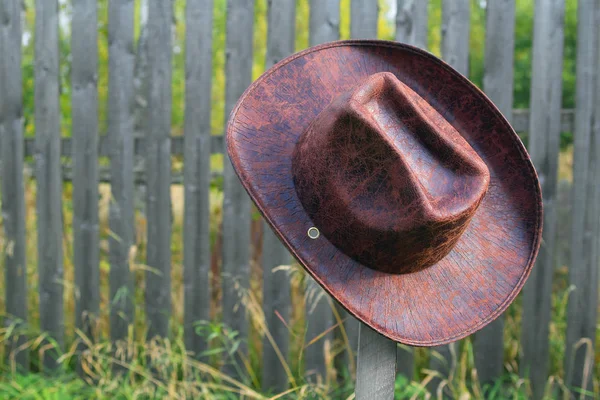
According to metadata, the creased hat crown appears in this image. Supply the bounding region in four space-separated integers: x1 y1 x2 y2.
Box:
292 72 490 274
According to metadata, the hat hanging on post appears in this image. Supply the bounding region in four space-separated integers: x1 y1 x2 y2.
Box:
226 40 542 346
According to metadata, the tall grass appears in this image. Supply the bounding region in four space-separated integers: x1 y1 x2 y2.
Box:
0 160 599 399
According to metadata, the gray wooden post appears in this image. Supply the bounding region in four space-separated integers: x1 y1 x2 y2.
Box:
183 0 213 359
474 0 515 386
222 0 255 380
304 0 339 383
35 0 64 371
72 0 100 345
394 0 429 381
565 0 598 396
108 0 136 343
145 0 173 340
519 0 565 398
0 0 29 371
395 0 429 50
261 0 295 392
355 324 397 399
351 0 378 39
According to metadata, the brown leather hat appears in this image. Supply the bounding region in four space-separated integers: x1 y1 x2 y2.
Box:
227 40 542 346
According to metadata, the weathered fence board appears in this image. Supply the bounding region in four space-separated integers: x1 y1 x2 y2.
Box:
587 7 600 394
428 0 469 392
261 0 295 392
309 0 340 46
304 0 340 382
355 324 397 400
72 0 100 344
183 0 213 359
474 0 515 386
351 0 378 39
145 0 173 339
440 0 470 75
222 0 255 379
108 0 136 342
0 0 28 370
394 0 429 381
566 0 598 395
395 0 429 49
34 0 64 371
520 0 565 398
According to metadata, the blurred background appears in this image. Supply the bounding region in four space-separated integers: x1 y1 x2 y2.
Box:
0 0 598 399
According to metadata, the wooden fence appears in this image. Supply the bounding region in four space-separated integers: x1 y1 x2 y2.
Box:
0 0 599 398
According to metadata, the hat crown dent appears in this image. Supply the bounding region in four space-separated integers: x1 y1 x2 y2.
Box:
292 72 490 274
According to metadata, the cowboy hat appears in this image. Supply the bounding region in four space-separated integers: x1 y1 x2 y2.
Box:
226 40 542 346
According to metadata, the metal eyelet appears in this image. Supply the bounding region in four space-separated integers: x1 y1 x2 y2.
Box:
307 227 320 239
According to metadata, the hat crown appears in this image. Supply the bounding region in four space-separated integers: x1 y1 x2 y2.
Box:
292 72 490 274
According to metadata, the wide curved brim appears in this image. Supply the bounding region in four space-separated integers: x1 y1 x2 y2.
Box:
227 40 542 346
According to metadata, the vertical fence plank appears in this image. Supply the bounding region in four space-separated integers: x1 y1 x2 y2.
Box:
351 0 378 39
183 0 213 358
440 0 470 75
520 0 565 398
261 0 295 392
132 2 150 219
395 0 429 49
34 0 63 370
72 0 99 344
108 0 135 343
355 324 397 400
587 6 600 394
428 0 470 393
222 0 255 379
565 0 598 395
305 0 339 382
394 0 429 381
145 0 173 340
474 0 515 387
309 0 340 46
0 0 28 370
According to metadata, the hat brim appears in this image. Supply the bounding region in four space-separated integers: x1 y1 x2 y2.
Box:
227 40 542 346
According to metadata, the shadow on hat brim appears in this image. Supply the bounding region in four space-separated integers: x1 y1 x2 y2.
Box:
226 40 542 346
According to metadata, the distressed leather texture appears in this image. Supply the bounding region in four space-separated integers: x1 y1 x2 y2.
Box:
226 40 542 346
293 72 490 274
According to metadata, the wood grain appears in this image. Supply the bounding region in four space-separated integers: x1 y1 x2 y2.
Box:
222 0 255 379
261 0 295 392
351 0 378 39
566 0 598 395
395 0 429 49
355 324 397 399
441 0 470 75
72 0 100 345
0 0 29 370
474 0 515 386
145 0 173 340
183 0 213 358
108 0 136 342
34 0 64 371
520 0 565 398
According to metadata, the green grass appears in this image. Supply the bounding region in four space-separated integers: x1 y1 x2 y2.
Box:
0 150 599 399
